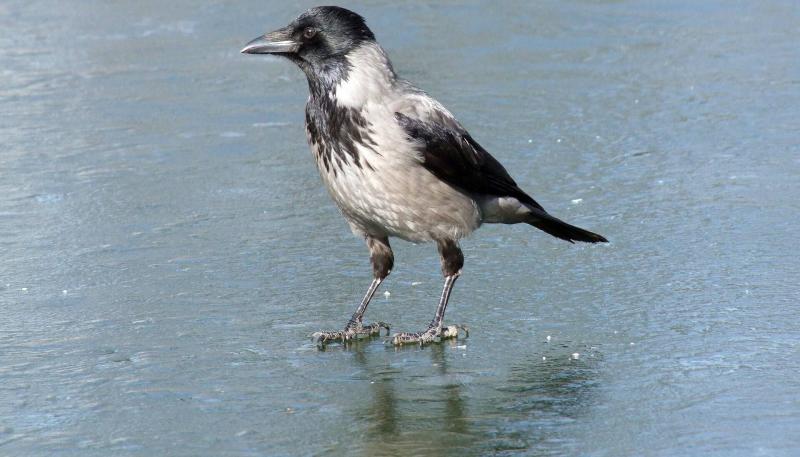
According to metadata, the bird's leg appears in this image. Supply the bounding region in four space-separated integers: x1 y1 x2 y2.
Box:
311 278 389 345
312 236 393 346
392 240 468 346
391 274 465 345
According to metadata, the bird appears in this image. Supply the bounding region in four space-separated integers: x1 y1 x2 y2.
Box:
241 6 607 346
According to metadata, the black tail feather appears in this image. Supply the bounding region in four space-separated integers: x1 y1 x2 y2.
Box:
526 210 608 244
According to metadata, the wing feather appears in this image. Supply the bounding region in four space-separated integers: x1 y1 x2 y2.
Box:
394 111 543 210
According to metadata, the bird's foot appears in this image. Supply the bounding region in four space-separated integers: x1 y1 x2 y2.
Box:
311 321 390 347
391 324 468 346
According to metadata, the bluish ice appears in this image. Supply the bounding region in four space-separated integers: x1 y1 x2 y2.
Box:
1 1 799 455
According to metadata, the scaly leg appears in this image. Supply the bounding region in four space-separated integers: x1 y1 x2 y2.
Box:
312 236 393 346
311 277 389 345
392 240 468 346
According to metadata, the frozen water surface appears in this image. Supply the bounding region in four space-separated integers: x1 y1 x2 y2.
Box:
1 0 799 455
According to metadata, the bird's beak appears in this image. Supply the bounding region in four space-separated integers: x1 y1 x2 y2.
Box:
241 28 299 55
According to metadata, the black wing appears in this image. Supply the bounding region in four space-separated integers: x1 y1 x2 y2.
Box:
395 112 544 210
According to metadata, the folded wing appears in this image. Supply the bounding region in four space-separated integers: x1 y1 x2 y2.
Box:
394 105 607 244
394 111 543 211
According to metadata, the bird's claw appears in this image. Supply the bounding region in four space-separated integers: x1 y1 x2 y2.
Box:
311 321 390 347
390 324 468 346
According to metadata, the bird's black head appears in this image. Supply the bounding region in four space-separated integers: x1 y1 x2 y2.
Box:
241 6 375 70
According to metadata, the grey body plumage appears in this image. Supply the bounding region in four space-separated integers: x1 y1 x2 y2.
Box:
242 6 607 346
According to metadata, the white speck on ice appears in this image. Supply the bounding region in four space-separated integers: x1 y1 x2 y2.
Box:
630 342 635 346
571 198 583 204
411 281 422 286
542 356 547 361
21 287 28 291
571 352 580 359
455 345 466 350
220 131 244 138
383 291 390 298
546 335 551 342
556 138 562 143
528 139 533 143
62 290 68 295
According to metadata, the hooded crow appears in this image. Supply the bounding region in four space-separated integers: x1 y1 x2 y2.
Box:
242 6 607 346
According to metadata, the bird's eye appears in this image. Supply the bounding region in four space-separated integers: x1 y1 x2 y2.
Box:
303 27 317 39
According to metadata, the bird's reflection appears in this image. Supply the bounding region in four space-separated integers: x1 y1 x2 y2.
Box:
427 343 469 436
342 341 473 455
351 346 398 436
339 340 599 456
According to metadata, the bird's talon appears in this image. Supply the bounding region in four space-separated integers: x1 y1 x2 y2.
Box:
311 331 344 346
391 324 464 346
376 321 391 335
312 322 390 347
